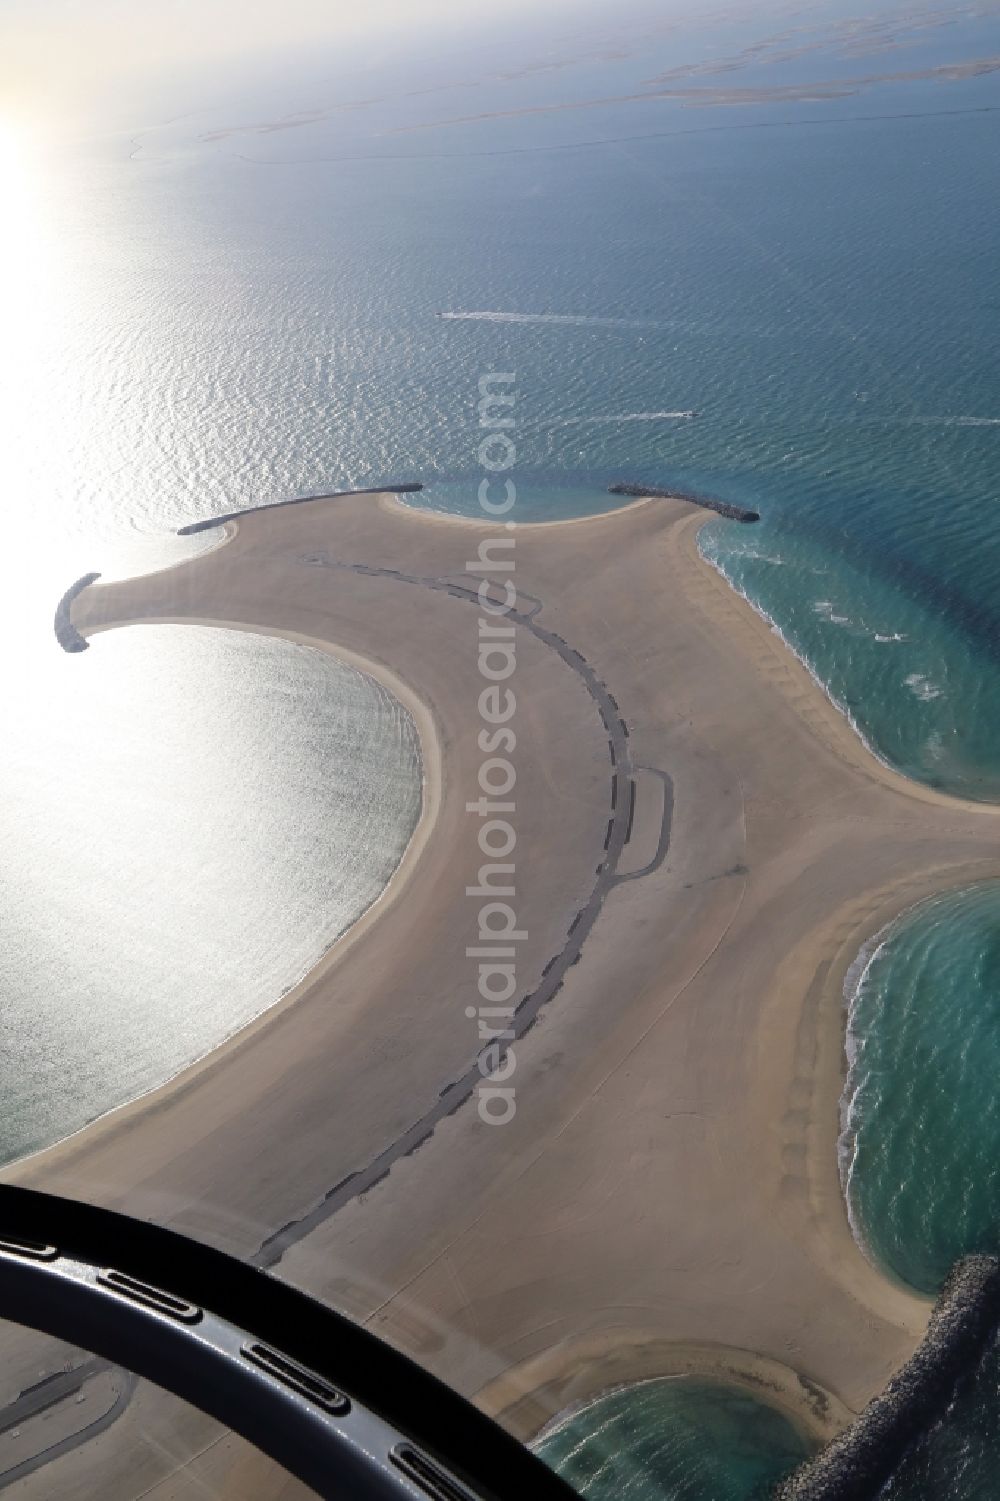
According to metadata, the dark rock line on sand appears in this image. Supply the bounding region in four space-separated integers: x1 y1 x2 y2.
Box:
53 489 423 653
609 481 760 523
54 574 101 653
775 1254 1000 1501
0 1368 137 1490
176 483 424 535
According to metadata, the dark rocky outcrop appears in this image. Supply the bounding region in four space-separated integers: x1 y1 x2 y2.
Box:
774 1255 1000 1501
177 483 424 535
54 573 101 653
609 482 760 523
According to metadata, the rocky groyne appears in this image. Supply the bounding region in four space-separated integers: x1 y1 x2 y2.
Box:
177 483 424 536
775 1255 1000 1501
54 573 101 654
609 482 760 523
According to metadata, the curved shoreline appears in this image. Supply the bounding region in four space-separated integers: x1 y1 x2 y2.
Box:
41 515 644 1242
483 1335 854 1451
533 1367 824 1472
681 507 1000 821
838 913 911 1275
700 545 908 790
388 488 656 531
698 539 997 811
838 879 1000 1292
14 490 1000 1495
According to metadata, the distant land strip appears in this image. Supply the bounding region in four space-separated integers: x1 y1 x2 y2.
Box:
386 57 1000 134
609 482 760 523
227 105 1000 170
176 484 424 535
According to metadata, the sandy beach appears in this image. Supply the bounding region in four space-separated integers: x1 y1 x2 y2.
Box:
6 490 1000 1494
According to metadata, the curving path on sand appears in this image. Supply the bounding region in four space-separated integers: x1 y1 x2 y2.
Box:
7 491 1000 1495
250 550 647 1265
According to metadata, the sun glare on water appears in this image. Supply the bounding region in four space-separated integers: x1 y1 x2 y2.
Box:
0 122 82 626
0 122 45 333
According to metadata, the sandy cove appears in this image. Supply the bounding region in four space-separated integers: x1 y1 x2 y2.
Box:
6 490 1000 1494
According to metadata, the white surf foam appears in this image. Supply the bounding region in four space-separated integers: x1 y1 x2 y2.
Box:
812 599 851 625
697 543 901 783
811 600 908 642
736 550 787 566
905 672 944 702
838 924 895 1253
814 607 908 642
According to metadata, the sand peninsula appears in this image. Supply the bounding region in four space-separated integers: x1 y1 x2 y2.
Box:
6 489 1000 1494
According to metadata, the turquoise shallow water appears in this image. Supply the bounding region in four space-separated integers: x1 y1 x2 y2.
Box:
840 884 1000 1297
535 1379 813 1501
835 885 1000 1499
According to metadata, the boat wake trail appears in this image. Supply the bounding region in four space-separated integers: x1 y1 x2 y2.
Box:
438 310 667 329
560 410 699 423
910 416 1000 428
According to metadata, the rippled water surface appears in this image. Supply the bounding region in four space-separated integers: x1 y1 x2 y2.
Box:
879 1330 1000 1501
535 1379 813 1500
1 620 421 1162
840 884 1000 1296
836 885 1000 1500
25 98 1000 803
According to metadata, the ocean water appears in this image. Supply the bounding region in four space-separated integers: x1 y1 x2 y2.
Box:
535 1378 813 1500
24 84 1000 804
7 0 1000 1492
878 1328 1000 1500
0 613 421 1163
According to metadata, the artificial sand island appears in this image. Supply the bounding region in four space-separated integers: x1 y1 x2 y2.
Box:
5 490 1000 1497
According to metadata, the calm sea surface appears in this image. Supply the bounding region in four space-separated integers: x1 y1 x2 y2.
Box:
6 1 1000 1491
